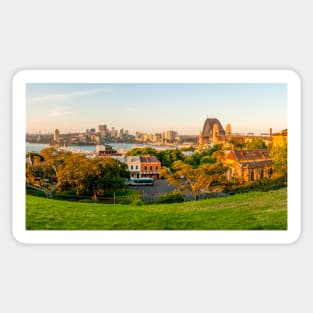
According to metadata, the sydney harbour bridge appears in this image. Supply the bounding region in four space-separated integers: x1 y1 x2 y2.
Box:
198 118 231 145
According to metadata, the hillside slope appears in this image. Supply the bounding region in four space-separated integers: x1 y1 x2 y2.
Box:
26 188 287 230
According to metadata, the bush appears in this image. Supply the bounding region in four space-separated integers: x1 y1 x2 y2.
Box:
131 199 144 206
26 187 46 197
117 195 141 205
223 177 287 194
157 190 184 203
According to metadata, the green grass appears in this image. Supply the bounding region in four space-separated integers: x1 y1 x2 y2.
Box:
26 188 287 230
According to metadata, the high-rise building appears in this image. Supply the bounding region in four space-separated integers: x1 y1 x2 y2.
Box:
53 129 60 142
98 124 107 138
162 130 178 142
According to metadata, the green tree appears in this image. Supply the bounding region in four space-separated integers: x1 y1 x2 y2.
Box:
53 153 96 195
270 144 287 180
161 160 228 200
185 145 223 168
199 155 216 165
246 139 267 149
157 149 185 169
92 158 130 198
126 147 158 156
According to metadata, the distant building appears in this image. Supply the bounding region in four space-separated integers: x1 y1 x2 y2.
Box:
225 123 232 138
90 134 100 143
224 149 273 182
118 128 124 138
272 129 288 148
95 144 121 157
110 127 118 138
98 124 107 138
163 130 178 143
53 129 60 142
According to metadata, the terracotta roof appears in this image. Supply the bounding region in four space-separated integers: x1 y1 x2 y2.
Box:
226 149 273 169
231 149 271 161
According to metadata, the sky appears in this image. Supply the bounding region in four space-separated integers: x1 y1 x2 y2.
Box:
26 83 287 135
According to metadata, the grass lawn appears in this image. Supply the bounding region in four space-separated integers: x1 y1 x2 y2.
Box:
26 188 287 230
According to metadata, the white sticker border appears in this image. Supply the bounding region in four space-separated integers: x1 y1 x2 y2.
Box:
12 70 301 244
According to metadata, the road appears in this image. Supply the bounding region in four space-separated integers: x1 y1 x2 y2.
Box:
128 179 176 201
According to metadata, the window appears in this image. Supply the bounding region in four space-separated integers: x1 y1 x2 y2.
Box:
130 165 133 170
250 169 254 181
150 166 153 171
136 165 138 170
156 166 158 170
268 168 273 178
144 166 147 171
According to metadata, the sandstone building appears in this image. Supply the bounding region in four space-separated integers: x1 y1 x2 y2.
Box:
224 149 273 182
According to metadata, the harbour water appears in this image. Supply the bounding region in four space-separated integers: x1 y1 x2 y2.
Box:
26 142 178 154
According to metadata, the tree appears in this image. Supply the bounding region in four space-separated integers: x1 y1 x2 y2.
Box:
161 160 228 200
246 139 267 150
26 152 44 166
26 152 48 185
270 143 287 180
185 145 223 168
26 148 131 198
92 158 130 198
48 153 96 195
157 149 185 169
126 147 158 156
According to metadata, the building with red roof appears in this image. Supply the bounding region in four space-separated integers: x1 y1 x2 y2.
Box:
139 155 161 179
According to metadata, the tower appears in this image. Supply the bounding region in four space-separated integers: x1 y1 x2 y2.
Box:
225 123 232 138
53 129 60 142
212 123 220 145
198 118 225 145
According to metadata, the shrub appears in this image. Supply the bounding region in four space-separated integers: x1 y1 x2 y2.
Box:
223 177 287 194
131 199 144 206
157 190 184 203
118 195 140 205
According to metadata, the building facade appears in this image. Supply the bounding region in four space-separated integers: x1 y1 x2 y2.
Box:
272 129 288 148
95 144 121 157
139 156 161 179
224 149 273 182
124 156 141 178
53 129 60 142
110 154 162 179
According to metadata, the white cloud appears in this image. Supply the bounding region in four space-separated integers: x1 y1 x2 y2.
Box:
48 107 72 117
28 87 113 103
127 107 139 113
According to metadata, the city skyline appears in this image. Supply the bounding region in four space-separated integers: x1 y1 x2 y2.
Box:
26 83 287 135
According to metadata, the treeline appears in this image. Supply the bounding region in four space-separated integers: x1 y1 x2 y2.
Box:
26 147 130 199
26 142 287 203
126 144 224 169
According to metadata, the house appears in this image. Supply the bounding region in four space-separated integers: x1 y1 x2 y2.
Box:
95 144 121 157
139 155 161 179
224 149 273 182
124 156 141 179
109 154 162 179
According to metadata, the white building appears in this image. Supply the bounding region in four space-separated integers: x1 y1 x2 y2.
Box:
124 156 141 178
